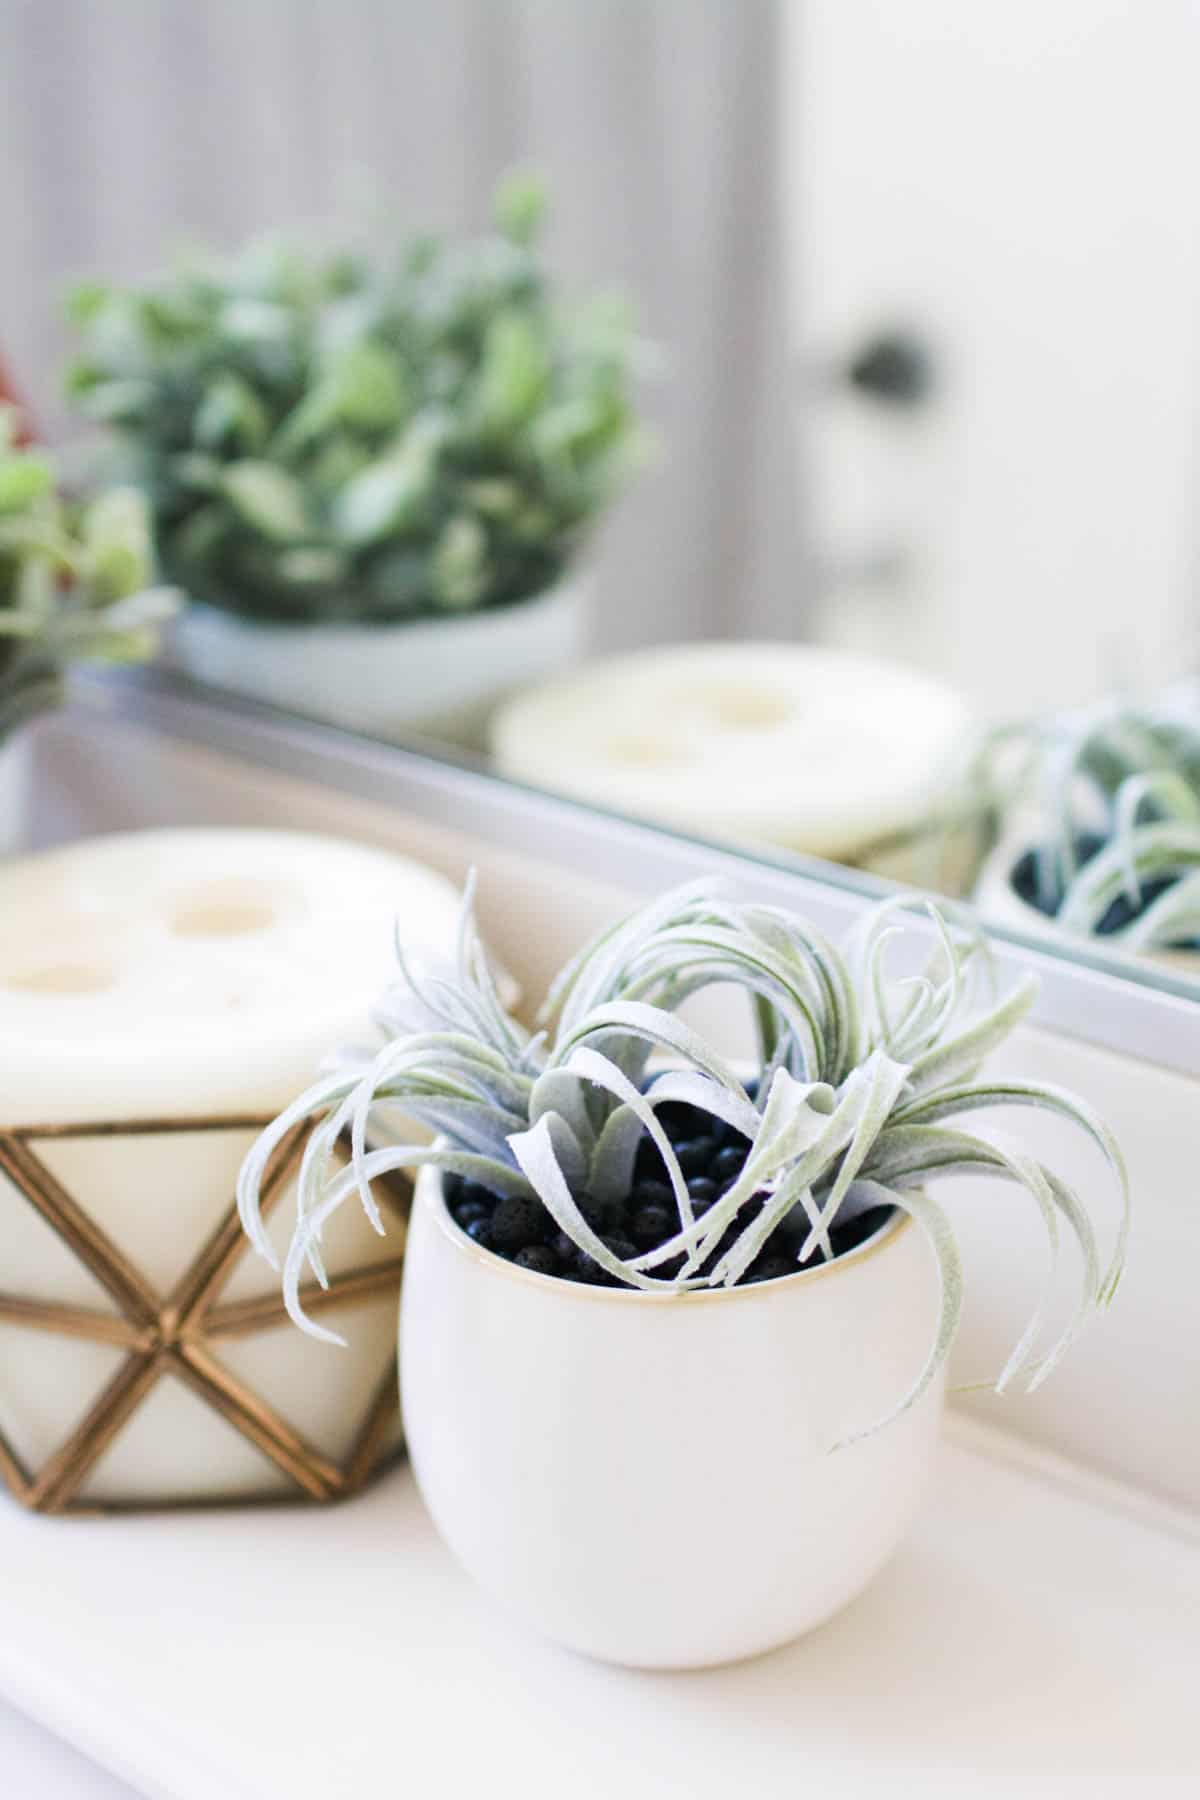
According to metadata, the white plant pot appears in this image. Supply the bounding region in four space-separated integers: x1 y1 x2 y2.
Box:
974 833 1200 976
168 576 588 749
400 1169 944 1670
0 728 30 857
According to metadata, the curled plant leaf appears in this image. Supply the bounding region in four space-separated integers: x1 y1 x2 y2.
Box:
238 879 1130 1448
972 688 1200 954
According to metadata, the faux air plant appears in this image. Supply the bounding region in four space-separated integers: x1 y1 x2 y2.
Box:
65 174 645 625
0 406 175 738
238 881 1128 1439
982 691 1200 953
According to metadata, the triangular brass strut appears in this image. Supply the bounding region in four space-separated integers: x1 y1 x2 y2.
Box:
0 1116 408 1516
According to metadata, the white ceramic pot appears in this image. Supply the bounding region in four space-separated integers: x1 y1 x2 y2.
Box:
400 1169 944 1670
974 833 1200 976
0 728 30 857
168 576 588 749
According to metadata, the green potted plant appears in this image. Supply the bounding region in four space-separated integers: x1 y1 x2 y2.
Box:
65 175 645 745
973 691 1200 970
0 404 176 850
238 879 1127 1668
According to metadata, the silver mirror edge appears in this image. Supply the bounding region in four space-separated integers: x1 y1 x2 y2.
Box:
73 669 1200 1080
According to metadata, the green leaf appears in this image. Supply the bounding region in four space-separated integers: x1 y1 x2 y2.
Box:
195 373 270 452
219 297 293 342
170 504 228 569
76 379 154 425
221 462 313 542
170 451 223 492
474 311 547 431
276 547 345 586
494 169 547 245
431 514 487 609
831 1181 963 1449
64 280 112 325
325 340 407 429
332 418 444 546
63 358 108 398
78 487 154 600
0 454 54 514
463 478 522 518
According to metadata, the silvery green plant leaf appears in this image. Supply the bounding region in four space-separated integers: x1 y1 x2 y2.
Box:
0 407 178 738
237 879 1130 1444
65 172 646 625
971 688 1200 955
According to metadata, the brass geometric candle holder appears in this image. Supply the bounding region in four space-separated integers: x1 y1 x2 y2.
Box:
0 1114 410 1517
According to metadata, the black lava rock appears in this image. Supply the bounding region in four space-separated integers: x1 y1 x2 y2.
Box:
575 1193 622 1236
745 1253 796 1284
490 1194 556 1253
454 1200 491 1228
654 1101 711 1141
632 1177 673 1211
447 1106 894 1287
675 1136 719 1176
828 1204 894 1258
712 1143 748 1185
514 1245 560 1276
630 1203 675 1249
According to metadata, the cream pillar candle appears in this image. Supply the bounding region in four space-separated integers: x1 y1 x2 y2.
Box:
491 642 969 863
0 828 466 1512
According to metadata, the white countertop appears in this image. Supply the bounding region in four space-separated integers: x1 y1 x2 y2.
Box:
1 1419 1197 1800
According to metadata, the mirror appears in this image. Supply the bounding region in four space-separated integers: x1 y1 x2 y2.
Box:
6 1 1199 998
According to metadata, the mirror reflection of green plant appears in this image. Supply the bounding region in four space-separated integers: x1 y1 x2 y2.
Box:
0 407 176 740
238 880 1128 1449
65 173 649 626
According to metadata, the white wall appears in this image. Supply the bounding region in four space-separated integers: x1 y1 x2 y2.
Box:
790 1 1200 716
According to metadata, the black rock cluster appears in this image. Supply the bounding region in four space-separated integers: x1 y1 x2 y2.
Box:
443 1098 891 1288
1013 832 1196 942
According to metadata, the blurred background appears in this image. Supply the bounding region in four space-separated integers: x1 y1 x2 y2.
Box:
6 0 1199 700
6 0 1200 962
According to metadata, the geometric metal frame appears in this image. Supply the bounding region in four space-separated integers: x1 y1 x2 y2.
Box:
0 1114 409 1517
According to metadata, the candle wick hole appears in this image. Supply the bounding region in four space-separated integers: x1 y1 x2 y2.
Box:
693 682 795 731
166 880 294 939
3 962 115 995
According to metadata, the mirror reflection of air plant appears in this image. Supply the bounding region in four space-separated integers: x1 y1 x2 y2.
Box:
978 691 1200 952
0 406 177 739
64 173 648 626
238 880 1128 1447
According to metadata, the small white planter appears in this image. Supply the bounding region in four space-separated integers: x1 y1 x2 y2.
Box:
0 728 30 856
975 833 1200 977
168 576 588 749
400 1169 944 1669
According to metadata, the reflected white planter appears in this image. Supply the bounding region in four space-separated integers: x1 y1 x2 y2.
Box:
400 1169 944 1669
168 576 588 749
975 834 1200 976
0 729 29 857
